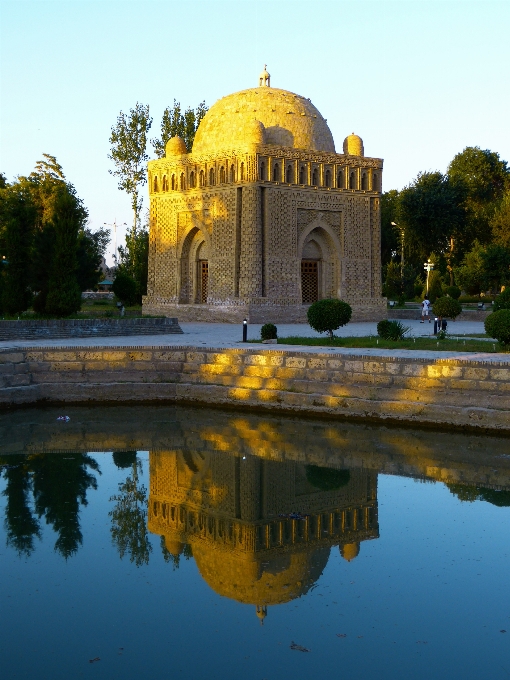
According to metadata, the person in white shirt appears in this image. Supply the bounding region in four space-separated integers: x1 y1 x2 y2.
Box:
420 295 431 323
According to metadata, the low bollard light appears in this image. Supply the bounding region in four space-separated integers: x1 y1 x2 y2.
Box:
242 318 248 342
434 317 438 335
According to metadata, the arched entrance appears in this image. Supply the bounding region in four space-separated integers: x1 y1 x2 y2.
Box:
299 226 341 304
179 228 210 304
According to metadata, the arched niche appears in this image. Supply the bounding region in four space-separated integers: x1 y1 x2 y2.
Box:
298 221 342 303
178 227 211 304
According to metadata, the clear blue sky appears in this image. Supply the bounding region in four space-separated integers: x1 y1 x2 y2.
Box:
1 1 508 263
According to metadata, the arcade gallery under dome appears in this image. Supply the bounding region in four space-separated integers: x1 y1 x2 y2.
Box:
144 67 385 323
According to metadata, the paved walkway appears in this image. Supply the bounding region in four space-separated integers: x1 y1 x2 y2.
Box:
0 320 508 363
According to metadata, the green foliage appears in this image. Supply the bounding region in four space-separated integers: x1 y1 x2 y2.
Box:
380 190 400 265
0 184 35 314
480 243 510 293
152 100 208 156
307 298 352 338
112 271 138 305
485 309 510 345
260 323 277 340
116 212 148 302
377 319 411 340
44 188 84 316
448 147 509 243
76 227 110 292
398 171 467 266
493 287 510 311
109 459 152 567
423 269 443 303
445 285 461 299
455 241 485 295
432 296 462 319
382 260 401 298
305 465 351 491
447 483 510 507
108 103 152 230
491 190 510 249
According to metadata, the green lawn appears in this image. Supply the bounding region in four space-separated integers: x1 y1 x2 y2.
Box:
248 335 507 353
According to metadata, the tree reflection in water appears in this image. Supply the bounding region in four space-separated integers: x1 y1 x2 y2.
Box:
1 453 100 558
109 453 152 567
2 457 41 556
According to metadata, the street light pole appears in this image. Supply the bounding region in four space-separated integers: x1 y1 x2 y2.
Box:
391 221 404 279
424 259 434 294
103 219 127 265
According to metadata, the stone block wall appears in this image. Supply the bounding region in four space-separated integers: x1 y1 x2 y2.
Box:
0 317 182 341
1 346 509 432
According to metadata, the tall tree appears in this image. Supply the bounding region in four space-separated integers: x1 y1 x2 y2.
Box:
491 190 510 249
76 226 110 292
398 171 467 268
0 184 36 314
152 100 208 157
448 146 510 243
116 210 149 302
44 187 87 316
108 103 152 232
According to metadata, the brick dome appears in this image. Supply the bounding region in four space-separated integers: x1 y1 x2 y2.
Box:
343 132 364 157
192 87 335 154
165 136 187 156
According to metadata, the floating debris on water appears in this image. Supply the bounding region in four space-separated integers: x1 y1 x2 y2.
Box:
56 416 70 422
290 641 310 652
279 512 309 520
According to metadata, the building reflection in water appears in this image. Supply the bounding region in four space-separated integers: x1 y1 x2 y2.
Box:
148 450 378 621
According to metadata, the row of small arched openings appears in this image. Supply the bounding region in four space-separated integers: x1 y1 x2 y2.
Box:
153 163 246 193
260 162 378 191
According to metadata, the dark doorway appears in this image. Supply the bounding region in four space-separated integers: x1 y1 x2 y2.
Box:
301 260 319 303
199 260 208 303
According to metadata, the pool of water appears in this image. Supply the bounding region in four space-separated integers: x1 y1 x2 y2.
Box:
1 406 509 679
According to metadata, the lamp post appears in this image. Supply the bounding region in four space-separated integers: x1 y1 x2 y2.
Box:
424 259 434 293
103 219 127 265
391 222 405 280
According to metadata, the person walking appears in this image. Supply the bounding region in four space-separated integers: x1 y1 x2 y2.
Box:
420 295 431 323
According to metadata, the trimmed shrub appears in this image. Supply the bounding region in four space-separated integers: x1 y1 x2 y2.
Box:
433 296 462 319
307 299 352 338
306 465 351 491
377 319 410 341
112 451 137 469
445 285 461 300
112 272 137 306
485 309 510 345
493 288 510 312
261 323 277 340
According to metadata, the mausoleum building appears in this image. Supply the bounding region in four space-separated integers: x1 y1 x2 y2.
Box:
143 68 386 322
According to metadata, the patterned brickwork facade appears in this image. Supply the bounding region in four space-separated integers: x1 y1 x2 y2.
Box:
143 77 387 322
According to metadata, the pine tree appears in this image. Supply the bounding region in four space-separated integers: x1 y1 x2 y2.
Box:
0 184 35 314
45 188 87 316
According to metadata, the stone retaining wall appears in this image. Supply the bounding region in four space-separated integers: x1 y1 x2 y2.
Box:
1 346 509 431
388 309 489 321
0 317 182 341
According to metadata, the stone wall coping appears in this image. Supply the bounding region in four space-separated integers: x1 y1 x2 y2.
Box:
1 344 509 367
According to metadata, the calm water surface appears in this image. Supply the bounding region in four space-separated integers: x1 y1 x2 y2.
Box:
0 406 509 680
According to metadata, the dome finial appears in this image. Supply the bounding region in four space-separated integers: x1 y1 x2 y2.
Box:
259 65 270 87
256 604 267 624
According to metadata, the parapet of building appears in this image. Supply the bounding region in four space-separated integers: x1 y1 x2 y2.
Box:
143 67 386 322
